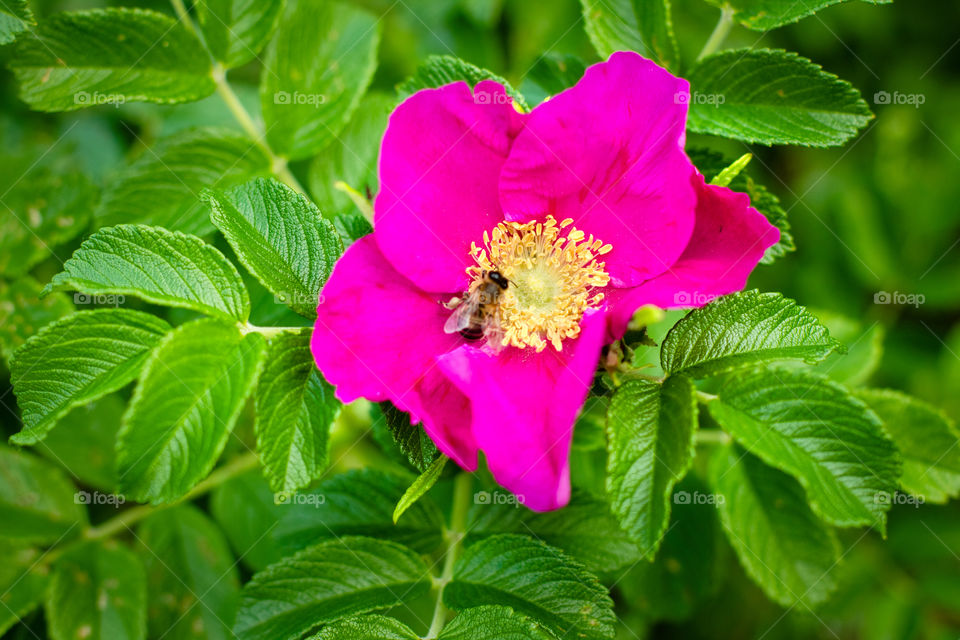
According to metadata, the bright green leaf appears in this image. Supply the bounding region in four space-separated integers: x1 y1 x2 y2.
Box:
398 55 529 111
606 376 697 557
197 0 284 68
686 49 873 147
261 1 380 160
393 454 447 524
0 446 86 544
711 446 840 608
234 536 431 640
210 470 288 571
810 311 884 386
10 310 170 445
445 534 615 640
206 177 343 317
375 402 439 472
0 0 34 45
11 8 214 112
580 0 679 69
46 225 251 322
117 319 266 503
708 367 901 529
308 615 418 640
438 606 555 639
660 290 841 378
705 0 883 31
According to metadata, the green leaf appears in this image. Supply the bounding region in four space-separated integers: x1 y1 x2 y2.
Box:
10 8 214 112
261 1 380 161
272 468 444 556
580 0 679 69
46 541 147 640
39 396 124 491
445 534 615 640
438 606 555 639
660 290 841 378
307 93 392 217
710 446 840 608
197 0 284 68
0 446 86 544
255 330 339 492
0 167 96 277
96 128 271 236
709 152 752 187
308 615 418 640
0 277 74 364
809 311 884 386
135 505 239 640
375 402 439 472
708 367 901 529
0 541 49 636
705 0 879 31
520 53 587 106
211 470 288 571
398 55 529 111
686 49 873 147
606 376 697 557
117 319 266 503
333 212 373 247
0 0 34 45
856 389 960 503
10 309 170 445
206 177 343 317
393 455 447 524
234 537 431 640
47 225 250 322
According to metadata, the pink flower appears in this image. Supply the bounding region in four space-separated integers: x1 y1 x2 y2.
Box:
311 52 779 511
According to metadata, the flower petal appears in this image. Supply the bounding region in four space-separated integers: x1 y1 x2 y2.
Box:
417 367 478 471
437 310 607 511
375 80 526 293
311 236 460 416
607 173 781 338
499 51 697 287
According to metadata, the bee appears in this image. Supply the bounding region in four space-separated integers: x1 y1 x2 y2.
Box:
443 270 509 349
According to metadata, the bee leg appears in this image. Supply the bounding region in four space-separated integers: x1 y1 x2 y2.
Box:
443 296 462 310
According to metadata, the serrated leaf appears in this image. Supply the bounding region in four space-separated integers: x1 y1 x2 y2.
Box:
0 277 73 364
117 319 266 503
10 8 214 112
10 310 170 446
393 455 447 524
0 541 49 636
398 55 529 111
333 212 373 247
0 446 86 544
261 1 380 161
308 615 418 640
704 0 880 31
307 93 392 217
606 376 697 557
660 290 841 378
206 177 342 317
438 606 555 639
211 470 288 571
809 311 884 385
255 330 339 492
0 0 34 45
686 49 872 146
234 536 431 640
96 128 271 236
856 389 960 503
135 505 239 640
520 53 587 106
710 446 840 608
445 534 615 640
708 367 901 529
272 468 444 556
376 402 439 472
197 0 284 68
0 167 96 277
47 225 250 322
580 0 679 69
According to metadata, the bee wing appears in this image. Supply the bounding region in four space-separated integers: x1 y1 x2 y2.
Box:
443 293 479 334
482 314 506 354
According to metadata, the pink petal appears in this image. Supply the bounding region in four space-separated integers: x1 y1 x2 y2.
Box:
311 236 461 417
607 173 781 338
499 51 697 287
417 367 478 471
375 80 526 293
437 310 607 511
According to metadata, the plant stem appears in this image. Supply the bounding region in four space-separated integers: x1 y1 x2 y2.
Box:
241 323 305 338
696 429 731 445
426 473 472 638
696 390 718 403
697 5 735 61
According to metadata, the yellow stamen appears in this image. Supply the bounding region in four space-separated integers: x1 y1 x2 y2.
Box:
467 215 612 352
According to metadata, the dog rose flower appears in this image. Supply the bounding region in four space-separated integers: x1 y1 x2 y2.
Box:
311 51 779 511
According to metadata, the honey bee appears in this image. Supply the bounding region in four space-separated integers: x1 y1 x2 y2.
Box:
443 270 509 350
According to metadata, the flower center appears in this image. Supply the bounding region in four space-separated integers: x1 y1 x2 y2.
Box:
467 215 612 352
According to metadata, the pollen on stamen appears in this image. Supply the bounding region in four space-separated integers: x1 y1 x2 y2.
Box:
466 215 612 352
